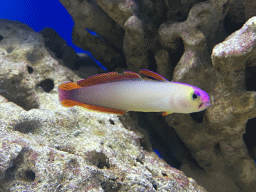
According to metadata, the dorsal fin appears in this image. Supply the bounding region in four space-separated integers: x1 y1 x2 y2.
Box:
77 71 142 87
139 69 168 81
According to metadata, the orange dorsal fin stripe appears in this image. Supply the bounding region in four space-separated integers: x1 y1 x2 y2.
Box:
61 100 126 115
139 69 168 81
59 82 81 90
77 71 142 87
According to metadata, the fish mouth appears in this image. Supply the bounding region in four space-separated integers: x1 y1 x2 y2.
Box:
198 101 211 109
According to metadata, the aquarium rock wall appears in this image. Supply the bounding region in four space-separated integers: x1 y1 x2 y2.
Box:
0 0 256 191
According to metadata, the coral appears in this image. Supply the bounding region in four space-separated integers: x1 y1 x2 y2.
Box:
58 0 256 191
165 15 256 192
0 20 206 191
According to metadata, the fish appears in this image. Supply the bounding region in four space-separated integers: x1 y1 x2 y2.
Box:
58 69 211 116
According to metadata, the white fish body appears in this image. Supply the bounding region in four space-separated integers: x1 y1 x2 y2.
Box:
72 80 207 113
59 69 211 115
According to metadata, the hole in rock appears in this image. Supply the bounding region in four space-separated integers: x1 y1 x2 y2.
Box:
27 66 33 74
14 120 40 134
136 156 144 165
109 119 115 125
7 46 14 53
88 151 110 169
169 37 184 69
25 170 35 181
213 142 221 155
4 165 16 181
101 180 121 191
245 61 256 91
39 79 54 92
0 35 3 42
223 14 245 35
190 110 206 123
176 11 182 17
68 158 79 168
147 50 157 72
243 118 256 160
4 149 24 182
153 183 157 190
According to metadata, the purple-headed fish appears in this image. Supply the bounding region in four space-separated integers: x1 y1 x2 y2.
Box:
58 69 211 116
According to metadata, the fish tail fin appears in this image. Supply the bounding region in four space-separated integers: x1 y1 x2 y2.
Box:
58 88 71 102
58 82 81 106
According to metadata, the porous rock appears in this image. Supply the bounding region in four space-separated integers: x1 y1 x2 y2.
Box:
165 16 256 192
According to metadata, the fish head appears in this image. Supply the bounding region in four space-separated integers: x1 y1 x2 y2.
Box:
191 87 211 112
173 83 211 113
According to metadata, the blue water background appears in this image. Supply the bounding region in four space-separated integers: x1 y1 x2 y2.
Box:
1 0 107 70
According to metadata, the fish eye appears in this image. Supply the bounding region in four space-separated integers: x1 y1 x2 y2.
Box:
192 92 200 100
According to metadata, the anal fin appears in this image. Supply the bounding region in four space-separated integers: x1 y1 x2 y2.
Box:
61 100 126 115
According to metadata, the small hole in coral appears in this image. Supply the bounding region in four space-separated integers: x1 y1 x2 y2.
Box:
109 119 115 125
0 35 3 42
136 157 144 165
26 170 35 181
162 172 168 176
153 183 158 190
190 110 205 123
245 61 256 91
223 14 245 34
14 120 39 134
176 11 182 17
39 79 54 93
68 158 79 168
11 79 17 85
243 118 256 160
27 66 33 74
101 181 121 191
88 151 110 169
7 46 14 53
213 143 221 155
147 50 157 72
4 165 16 181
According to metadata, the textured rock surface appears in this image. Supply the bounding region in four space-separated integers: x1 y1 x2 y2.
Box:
58 0 256 191
0 20 206 191
166 16 256 192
